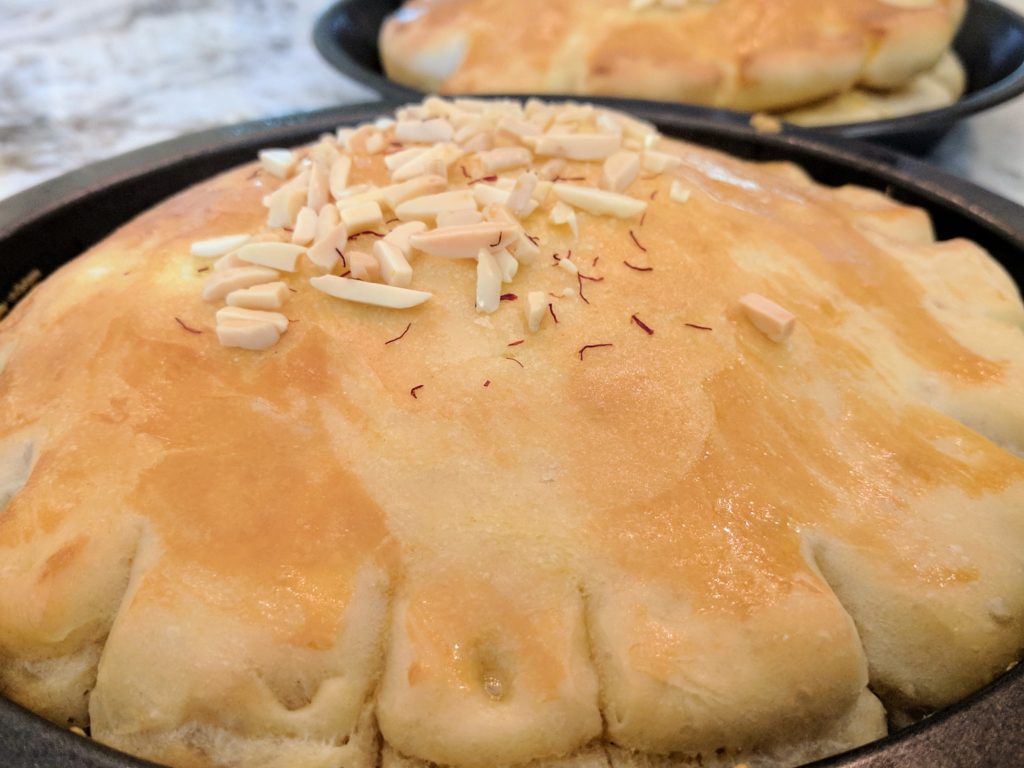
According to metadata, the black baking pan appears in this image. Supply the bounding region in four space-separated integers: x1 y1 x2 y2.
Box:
312 0 1024 155
0 100 1023 768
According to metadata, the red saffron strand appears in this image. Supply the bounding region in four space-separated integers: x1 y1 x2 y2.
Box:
553 176 585 182
578 343 613 361
525 234 540 246
577 273 590 304
548 303 559 324
468 175 498 185
174 317 202 334
196 266 210 273
685 323 714 331
623 260 653 272
650 190 658 200
578 273 603 282
639 211 647 228
483 380 491 388
628 230 648 252
335 248 347 268
592 256 599 267
460 165 470 178
505 355 525 368
385 322 412 345
507 339 525 347
348 231 385 240
410 385 424 399
631 314 655 335
500 293 518 302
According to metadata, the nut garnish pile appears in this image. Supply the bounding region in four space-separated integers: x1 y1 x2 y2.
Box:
189 97 794 350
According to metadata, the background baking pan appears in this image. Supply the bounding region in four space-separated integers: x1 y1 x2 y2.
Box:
312 0 1024 155
0 100 1023 767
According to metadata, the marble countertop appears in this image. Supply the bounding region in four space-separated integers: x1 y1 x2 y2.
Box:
1 0 1023 206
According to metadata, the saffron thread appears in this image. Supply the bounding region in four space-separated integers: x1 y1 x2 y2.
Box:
385 322 412 345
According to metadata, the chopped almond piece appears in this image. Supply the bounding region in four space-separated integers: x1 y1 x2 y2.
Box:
310 275 432 308
190 233 251 258
225 281 289 311
373 240 414 287
739 293 796 343
216 317 280 350
509 229 540 264
550 201 579 239
476 248 502 314
236 242 305 272
329 155 353 200
409 222 518 259
498 117 541 140
670 181 692 204
558 256 579 276
349 250 381 282
258 148 295 178
537 158 567 181
341 201 385 235
380 175 449 211
203 267 281 302
472 183 512 208
494 248 519 283
395 118 455 144
384 221 428 259
478 147 532 174
266 187 306 229
213 251 247 272
307 223 347 271
216 306 289 333
528 133 620 161
291 207 318 245
437 209 484 228
390 144 463 182
554 104 595 124
307 166 329 211
395 190 477 223
384 147 428 171
309 138 340 172
506 172 539 219
552 183 647 219
526 291 547 332
642 150 683 173
601 151 641 193
460 132 494 153
316 204 340 242
364 132 387 154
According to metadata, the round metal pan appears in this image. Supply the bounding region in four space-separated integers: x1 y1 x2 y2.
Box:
0 100 1021 768
311 0 1024 155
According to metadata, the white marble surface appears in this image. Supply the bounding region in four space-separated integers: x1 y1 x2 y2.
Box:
1 0 1023 205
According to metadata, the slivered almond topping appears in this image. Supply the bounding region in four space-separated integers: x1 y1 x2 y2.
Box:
390 143 463 182
552 183 647 219
373 240 414 287
203 266 281 302
601 151 641 193
236 242 305 272
537 158 568 181
213 252 247 271
310 275 432 308
307 223 347 271
670 181 692 204
395 118 455 144
258 148 296 178
341 201 385 235
226 281 289 310
384 146 428 172
349 251 380 282
216 306 289 333
739 293 796 343
364 132 387 155
395 190 477 223
309 138 340 172
454 121 487 144
384 221 428 259
336 189 385 212
558 256 579 276
291 207 318 245
266 187 306 228
494 248 519 283
498 117 542 140
190 234 251 258
307 166 329 211
472 183 512 208
476 248 502 314
460 132 494 154
529 133 620 160
329 155 353 199
316 204 340 241
506 172 539 219
554 105 595 124
508 229 540 264
550 201 579 239
380 175 449 211
526 291 547 332
437 209 484 228
478 147 533 174
409 222 518 259
216 318 280 350
642 150 683 173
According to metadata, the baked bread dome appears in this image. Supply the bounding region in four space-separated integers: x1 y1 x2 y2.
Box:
0 98 1022 768
379 0 968 125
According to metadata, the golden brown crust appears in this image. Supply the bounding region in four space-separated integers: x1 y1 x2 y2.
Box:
0 99 1022 768
379 0 966 115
